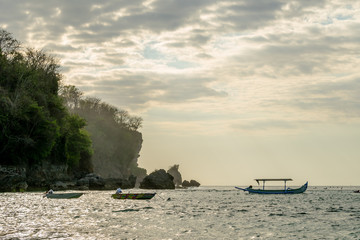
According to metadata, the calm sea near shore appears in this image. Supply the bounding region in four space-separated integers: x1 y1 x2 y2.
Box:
1 186 360 239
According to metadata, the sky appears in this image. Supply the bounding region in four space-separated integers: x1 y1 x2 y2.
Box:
1 0 360 186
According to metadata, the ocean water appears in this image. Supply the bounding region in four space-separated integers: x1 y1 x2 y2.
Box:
1 186 360 239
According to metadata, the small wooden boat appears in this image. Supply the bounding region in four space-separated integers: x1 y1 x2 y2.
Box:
235 178 308 194
111 193 156 200
45 193 83 199
353 190 360 193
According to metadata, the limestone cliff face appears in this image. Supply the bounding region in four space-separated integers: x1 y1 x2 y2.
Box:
91 130 143 179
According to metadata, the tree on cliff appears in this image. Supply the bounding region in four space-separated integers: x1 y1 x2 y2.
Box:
0 29 92 172
60 86 143 131
60 85 146 179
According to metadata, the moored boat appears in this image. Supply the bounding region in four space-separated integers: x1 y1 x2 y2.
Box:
112 193 156 200
235 178 308 194
45 193 83 199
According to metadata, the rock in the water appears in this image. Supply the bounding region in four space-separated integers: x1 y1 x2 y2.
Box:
167 164 182 187
189 180 200 187
140 169 175 189
182 179 201 187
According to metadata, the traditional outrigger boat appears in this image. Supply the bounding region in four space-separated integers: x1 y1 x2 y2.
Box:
111 193 156 200
45 193 83 199
235 178 308 194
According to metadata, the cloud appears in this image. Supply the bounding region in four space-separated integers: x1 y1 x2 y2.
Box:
231 119 299 131
1 0 360 132
77 72 227 110
290 76 360 118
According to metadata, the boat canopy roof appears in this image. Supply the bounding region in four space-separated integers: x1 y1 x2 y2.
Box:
255 178 292 183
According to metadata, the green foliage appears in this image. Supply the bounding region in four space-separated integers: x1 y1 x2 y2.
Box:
63 114 93 170
0 109 49 165
0 29 143 179
0 29 93 172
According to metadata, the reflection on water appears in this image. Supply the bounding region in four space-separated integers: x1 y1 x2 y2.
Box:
1 187 360 239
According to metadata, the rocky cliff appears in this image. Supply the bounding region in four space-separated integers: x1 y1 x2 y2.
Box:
0 129 144 192
0 163 71 192
0 163 138 192
0 165 27 192
91 130 143 179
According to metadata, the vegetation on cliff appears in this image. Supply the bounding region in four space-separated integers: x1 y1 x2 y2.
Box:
0 30 92 173
60 85 147 179
0 29 146 183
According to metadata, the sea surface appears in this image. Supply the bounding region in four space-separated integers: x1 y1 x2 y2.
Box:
1 186 360 239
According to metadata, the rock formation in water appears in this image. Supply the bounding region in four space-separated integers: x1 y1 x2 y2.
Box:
139 169 175 189
167 164 182 187
182 179 201 187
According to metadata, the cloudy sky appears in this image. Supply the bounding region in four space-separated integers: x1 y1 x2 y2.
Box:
1 0 360 186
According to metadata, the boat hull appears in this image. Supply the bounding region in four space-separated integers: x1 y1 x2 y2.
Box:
46 193 83 199
236 182 308 194
111 193 156 200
